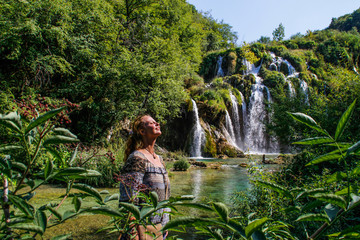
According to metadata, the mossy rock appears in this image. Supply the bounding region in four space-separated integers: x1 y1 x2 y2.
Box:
203 130 217 157
260 68 285 88
279 62 290 75
227 52 237 75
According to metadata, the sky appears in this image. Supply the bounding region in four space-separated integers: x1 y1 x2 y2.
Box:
186 0 360 44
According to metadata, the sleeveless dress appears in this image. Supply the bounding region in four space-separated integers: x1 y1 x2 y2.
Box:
119 150 171 225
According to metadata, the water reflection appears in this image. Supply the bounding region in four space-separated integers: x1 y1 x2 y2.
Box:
171 160 251 204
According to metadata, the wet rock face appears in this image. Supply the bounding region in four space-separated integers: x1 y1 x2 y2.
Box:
216 137 245 158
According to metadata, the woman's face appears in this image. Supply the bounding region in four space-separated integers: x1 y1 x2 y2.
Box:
140 115 161 137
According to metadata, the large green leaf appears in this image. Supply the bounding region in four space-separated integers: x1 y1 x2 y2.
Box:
245 217 269 238
293 137 333 145
62 210 77 221
255 180 293 199
54 167 87 177
44 159 53 179
301 200 324 213
327 171 347 183
352 165 360 176
140 206 156 219
11 223 44 234
162 217 220 231
149 191 158 208
80 206 123 217
296 213 329 223
118 202 140 220
171 202 213 211
43 135 79 146
47 207 62 221
104 194 119 203
25 107 65 134
212 202 229 223
8 194 34 218
0 145 23 153
72 183 103 203
0 112 22 133
73 196 82 213
296 188 328 199
70 170 102 179
312 193 347 209
53 128 77 138
335 99 356 141
288 112 328 136
69 144 79 166
11 161 27 172
34 210 47 233
306 153 342 166
335 186 355 196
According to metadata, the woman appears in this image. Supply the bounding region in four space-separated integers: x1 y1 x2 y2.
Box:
119 115 170 239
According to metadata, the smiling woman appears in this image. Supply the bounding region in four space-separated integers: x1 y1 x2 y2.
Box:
119 115 170 239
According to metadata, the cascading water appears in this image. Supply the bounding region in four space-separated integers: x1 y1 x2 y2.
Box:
225 110 236 145
270 52 297 97
216 56 225 77
190 99 205 157
243 59 279 153
300 80 309 105
229 92 242 146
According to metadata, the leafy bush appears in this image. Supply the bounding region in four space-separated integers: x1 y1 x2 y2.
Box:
173 158 190 171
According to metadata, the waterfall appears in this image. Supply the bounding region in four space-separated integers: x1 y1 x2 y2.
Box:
216 56 225 77
286 80 296 97
300 80 309 105
190 99 205 157
229 92 242 146
239 91 247 135
269 52 297 97
225 110 236 145
243 59 279 153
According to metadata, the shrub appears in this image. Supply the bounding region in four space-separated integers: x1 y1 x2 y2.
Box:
173 158 190 171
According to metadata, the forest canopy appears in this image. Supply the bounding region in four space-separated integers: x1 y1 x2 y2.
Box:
0 0 237 142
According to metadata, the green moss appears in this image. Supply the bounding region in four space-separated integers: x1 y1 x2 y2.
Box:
223 146 237 158
204 130 217 157
227 51 237 75
260 68 285 88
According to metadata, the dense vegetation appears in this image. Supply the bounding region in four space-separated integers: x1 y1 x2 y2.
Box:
0 0 236 143
1 0 360 239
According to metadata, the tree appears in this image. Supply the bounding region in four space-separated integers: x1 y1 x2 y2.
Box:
272 23 285 41
258 36 271 44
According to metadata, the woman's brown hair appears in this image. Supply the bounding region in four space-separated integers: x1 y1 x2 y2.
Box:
123 115 149 162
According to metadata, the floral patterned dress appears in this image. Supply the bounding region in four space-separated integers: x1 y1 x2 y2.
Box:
119 150 170 225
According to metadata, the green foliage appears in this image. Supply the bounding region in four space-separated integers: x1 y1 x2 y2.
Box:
328 8 360 32
0 0 237 144
272 23 285 41
173 158 190 171
164 201 294 240
0 108 102 239
251 100 360 240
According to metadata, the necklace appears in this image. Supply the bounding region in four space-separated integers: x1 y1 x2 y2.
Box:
144 147 156 159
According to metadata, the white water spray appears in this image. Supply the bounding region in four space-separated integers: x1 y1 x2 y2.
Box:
190 99 205 157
